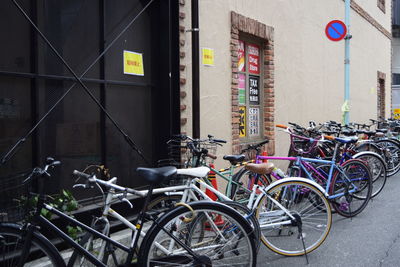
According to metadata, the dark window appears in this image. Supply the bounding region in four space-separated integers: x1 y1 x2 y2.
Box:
394 0 400 27
393 73 400 85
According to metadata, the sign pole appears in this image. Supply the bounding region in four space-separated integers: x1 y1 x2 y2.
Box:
344 0 351 125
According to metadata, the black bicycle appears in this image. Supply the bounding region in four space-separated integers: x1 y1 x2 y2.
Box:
0 158 258 266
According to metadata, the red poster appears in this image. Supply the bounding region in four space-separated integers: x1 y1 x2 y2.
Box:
247 43 259 74
238 40 245 72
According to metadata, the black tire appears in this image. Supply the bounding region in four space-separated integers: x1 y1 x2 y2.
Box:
355 142 384 156
137 201 257 267
353 152 387 198
0 223 65 267
329 159 372 217
187 201 261 252
375 139 400 176
230 167 272 203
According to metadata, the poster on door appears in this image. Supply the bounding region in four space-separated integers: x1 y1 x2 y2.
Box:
238 40 245 72
394 108 400 119
249 76 260 105
239 106 246 137
247 43 259 74
248 108 259 137
238 74 246 105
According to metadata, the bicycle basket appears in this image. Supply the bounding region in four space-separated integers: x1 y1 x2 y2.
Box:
290 134 319 155
0 171 32 222
201 142 218 165
157 139 190 168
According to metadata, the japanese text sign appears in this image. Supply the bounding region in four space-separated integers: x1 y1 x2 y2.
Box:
249 76 260 105
239 106 246 137
202 48 214 66
123 50 144 76
247 43 259 74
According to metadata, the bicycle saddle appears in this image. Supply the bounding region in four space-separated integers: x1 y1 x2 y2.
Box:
223 155 245 165
245 162 274 175
136 166 177 184
335 136 358 144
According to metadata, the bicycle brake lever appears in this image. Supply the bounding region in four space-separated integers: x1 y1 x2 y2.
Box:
120 197 133 209
73 184 88 189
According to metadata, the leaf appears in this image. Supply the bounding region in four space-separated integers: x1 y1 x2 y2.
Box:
63 190 69 198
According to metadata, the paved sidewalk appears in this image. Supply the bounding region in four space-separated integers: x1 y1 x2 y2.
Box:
256 173 400 266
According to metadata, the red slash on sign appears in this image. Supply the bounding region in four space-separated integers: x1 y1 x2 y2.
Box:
325 20 347 41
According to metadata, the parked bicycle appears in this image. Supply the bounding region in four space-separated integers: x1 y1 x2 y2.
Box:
0 158 258 266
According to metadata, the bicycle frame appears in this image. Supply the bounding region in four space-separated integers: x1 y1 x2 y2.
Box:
17 178 202 266
256 155 361 200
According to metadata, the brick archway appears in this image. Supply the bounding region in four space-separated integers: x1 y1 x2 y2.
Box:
231 11 275 155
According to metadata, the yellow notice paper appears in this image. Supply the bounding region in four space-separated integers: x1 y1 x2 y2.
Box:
239 106 246 137
123 50 144 76
394 109 400 119
202 48 214 66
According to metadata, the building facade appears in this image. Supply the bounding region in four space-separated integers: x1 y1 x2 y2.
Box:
180 0 392 161
0 0 180 212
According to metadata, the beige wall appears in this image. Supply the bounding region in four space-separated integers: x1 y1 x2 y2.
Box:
181 0 391 162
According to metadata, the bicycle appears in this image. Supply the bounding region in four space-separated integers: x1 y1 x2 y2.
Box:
176 152 333 257
151 135 332 257
0 158 258 266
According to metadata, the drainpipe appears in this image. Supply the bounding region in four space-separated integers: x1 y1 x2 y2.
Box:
192 0 200 138
344 0 351 125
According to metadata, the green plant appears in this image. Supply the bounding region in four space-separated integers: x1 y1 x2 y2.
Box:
15 189 82 240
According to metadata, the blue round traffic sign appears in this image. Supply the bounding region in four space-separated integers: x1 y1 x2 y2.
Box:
325 20 347 41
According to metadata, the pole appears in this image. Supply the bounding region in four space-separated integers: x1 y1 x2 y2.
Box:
191 0 200 138
344 0 351 125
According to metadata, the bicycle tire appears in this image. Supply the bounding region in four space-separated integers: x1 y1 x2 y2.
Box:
137 201 257 267
0 222 65 267
329 159 372 217
255 179 332 256
353 152 387 198
230 167 272 203
186 201 261 252
375 139 400 176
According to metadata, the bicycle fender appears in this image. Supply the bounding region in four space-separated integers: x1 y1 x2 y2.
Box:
352 151 387 168
264 177 328 197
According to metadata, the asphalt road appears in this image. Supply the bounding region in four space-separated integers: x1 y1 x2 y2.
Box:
256 172 400 267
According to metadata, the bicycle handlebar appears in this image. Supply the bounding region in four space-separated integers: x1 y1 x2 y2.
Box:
23 157 61 184
73 170 144 197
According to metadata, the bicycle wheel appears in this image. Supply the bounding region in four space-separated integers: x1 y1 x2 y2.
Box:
353 152 387 198
375 139 400 176
230 168 272 203
138 201 257 267
255 179 332 256
187 201 261 252
329 159 372 217
0 223 65 267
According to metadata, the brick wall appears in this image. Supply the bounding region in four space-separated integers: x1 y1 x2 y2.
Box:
231 11 275 155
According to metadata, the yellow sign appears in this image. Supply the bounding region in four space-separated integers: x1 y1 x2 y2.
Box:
202 48 214 66
123 50 144 76
394 109 400 119
239 106 246 137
